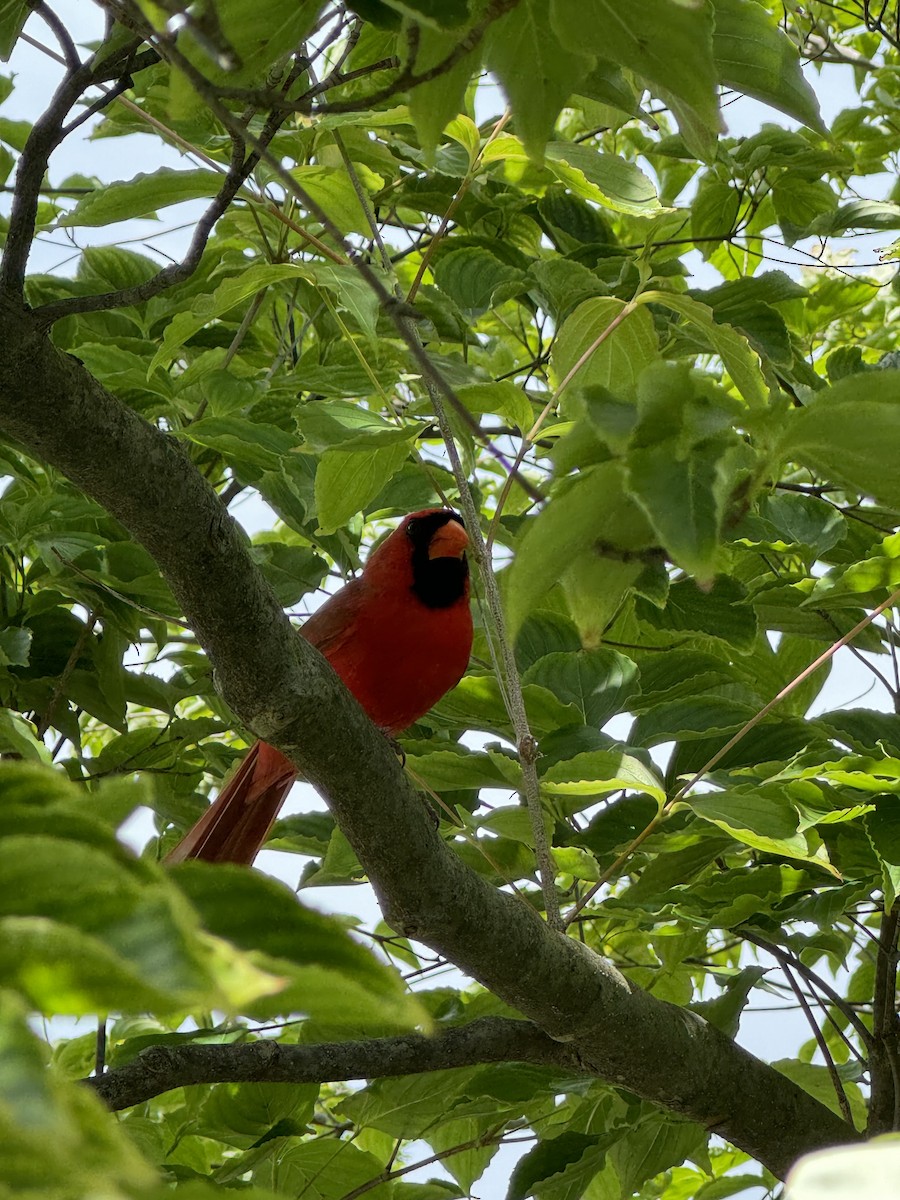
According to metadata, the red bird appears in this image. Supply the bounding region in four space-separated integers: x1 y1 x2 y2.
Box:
166 509 472 866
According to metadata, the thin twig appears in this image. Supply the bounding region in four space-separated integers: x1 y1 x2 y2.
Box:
35 609 97 740
421 370 562 929
780 961 854 1125
94 1017 107 1077
736 931 873 1048
406 110 511 303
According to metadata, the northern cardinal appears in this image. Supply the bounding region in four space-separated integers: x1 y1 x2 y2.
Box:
165 509 472 866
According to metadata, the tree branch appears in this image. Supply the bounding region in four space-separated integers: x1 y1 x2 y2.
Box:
30 0 81 71
30 104 281 326
88 1017 581 1111
0 298 861 1179
0 53 94 295
869 904 900 1134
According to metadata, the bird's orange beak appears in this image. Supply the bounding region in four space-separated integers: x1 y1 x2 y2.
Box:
427 518 469 560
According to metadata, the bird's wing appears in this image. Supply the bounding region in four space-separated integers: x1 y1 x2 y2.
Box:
299 574 366 660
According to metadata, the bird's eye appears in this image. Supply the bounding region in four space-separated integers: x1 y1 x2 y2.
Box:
405 518 417 538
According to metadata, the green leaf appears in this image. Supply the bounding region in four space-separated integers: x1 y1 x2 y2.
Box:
808 530 900 603
0 763 282 1014
291 163 383 236
713 0 823 131
623 362 748 580
523 648 639 726
436 674 581 737
630 650 738 711
773 1060 867 1129
551 0 719 133
639 290 767 407
627 438 731 580
691 179 740 246
383 0 471 27
0 624 31 666
181 417 298 471
690 788 836 871
632 697 755 747
815 199 900 235
173 0 322 85
552 845 602 881
542 750 666 806
263 1139 395 1199
339 1068 478 1137
737 493 846 556
865 799 900 911
552 297 659 408
784 371 900 507
199 1079 317 1142
484 0 593 160
151 262 385 372
613 1113 708 1196
316 438 412 533
545 143 663 218
173 862 424 1029
0 0 28 60
818 709 900 757
772 175 836 245
404 743 512 790
505 463 656 642
408 28 480 155
57 168 221 227
515 611 582 674
526 257 609 324
294 399 419 452
0 710 48 761
508 1131 603 1200
433 246 525 315
638 575 758 651
0 992 159 1193
578 59 649 121
251 542 329 606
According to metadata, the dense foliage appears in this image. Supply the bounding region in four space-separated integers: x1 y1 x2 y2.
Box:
2 0 900 1196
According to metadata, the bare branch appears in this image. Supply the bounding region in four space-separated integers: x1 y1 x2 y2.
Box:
739 928 874 1049
869 904 900 1134
88 1017 580 1111
30 0 81 70
0 54 93 295
30 107 288 326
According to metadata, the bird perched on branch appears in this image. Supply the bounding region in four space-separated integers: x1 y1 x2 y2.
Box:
165 508 472 866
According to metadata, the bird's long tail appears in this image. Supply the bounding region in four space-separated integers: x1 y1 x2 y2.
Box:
164 740 296 865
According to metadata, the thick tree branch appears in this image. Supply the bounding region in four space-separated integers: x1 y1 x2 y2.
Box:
0 298 861 1179
88 1018 580 1111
